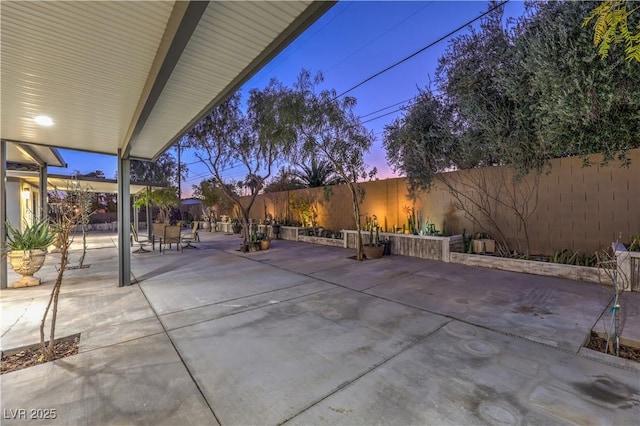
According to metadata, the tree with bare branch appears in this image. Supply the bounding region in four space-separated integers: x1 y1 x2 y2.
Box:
186 83 297 251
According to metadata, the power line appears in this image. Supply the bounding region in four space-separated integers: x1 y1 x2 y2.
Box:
335 0 509 99
359 96 415 119
251 2 355 87
325 1 434 76
362 107 408 125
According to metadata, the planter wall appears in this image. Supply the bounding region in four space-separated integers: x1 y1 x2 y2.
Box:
216 222 233 233
297 235 346 248
449 252 610 285
255 224 294 240
71 222 123 232
279 226 304 241
343 230 458 262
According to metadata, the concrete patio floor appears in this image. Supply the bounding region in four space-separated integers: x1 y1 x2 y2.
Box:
1 231 639 425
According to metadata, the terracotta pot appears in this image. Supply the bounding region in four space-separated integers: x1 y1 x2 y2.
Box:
362 244 384 260
260 240 270 250
7 249 48 287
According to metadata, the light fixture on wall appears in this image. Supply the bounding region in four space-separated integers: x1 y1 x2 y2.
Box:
22 187 31 200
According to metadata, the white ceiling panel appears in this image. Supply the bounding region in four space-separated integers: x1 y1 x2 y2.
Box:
1 1 334 161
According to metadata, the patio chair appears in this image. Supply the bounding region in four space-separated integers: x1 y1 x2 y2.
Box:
181 222 199 249
130 224 152 253
151 223 165 251
160 225 182 254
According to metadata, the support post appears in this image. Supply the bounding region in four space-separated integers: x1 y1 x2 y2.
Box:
117 149 131 287
39 163 48 221
134 203 139 234
146 186 152 239
1 140 7 289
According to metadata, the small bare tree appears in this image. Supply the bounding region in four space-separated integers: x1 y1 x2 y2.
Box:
438 166 540 255
40 183 92 361
186 85 297 251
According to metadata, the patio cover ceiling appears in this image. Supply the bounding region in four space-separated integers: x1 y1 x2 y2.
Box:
6 142 66 168
1 1 334 161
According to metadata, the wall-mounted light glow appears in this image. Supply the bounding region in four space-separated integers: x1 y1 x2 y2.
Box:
22 188 31 200
34 115 54 126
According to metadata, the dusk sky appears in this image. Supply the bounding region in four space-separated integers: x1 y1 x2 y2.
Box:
49 0 527 197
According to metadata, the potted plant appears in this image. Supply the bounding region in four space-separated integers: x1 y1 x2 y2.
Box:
3 219 57 287
259 232 271 250
362 215 384 260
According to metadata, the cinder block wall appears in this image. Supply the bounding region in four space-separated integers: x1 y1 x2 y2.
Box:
245 149 639 255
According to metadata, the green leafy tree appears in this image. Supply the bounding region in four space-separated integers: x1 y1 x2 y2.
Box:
505 0 640 168
192 178 236 217
289 70 375 260
384 89 455 191
186 83 297 251
134 187 179 224
436 0 520 170
583 0 640 62
129 152 186 186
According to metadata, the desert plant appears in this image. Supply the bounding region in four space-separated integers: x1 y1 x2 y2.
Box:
4 219 56 252
550 249 597 267
403 205 417 234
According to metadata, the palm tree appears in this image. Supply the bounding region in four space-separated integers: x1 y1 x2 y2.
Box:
263 167 304 193
291 158 344 188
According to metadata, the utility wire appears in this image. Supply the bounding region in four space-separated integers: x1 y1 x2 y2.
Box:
359 96 415 119
335 0 509 99
324 1 434 75
251 2 354 87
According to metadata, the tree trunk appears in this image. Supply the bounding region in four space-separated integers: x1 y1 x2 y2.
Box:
78 222 87 267
40 231 69 361
346 181 364 260
240 210 250 252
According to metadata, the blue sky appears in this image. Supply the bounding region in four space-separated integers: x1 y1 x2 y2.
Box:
50 0 526 197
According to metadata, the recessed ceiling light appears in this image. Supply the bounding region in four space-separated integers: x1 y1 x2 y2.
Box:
34 115 54 126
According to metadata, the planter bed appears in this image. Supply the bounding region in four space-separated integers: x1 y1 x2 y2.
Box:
277 226 302 241
449 252 609 285
343 230 460 262
297 235 345 248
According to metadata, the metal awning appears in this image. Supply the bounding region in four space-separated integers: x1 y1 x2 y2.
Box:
1 1 334 160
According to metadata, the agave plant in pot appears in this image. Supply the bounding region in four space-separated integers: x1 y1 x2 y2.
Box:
3 219 57 287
